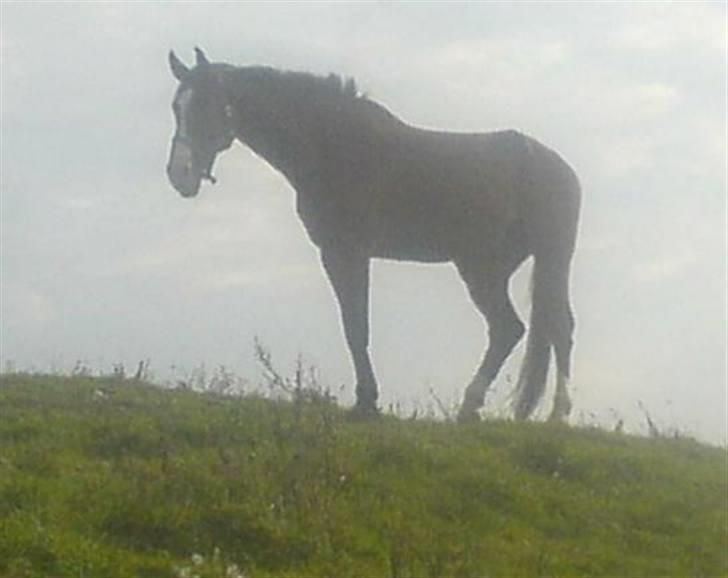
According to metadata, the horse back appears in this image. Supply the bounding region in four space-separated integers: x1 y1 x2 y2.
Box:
295 121 573 261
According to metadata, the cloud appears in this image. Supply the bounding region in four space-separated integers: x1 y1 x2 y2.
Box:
1 284 56 328
610 3 725 54
192 265 318 294
437 37 570 76
630 251 700 285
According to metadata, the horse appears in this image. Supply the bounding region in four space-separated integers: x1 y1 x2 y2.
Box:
166 48 581 422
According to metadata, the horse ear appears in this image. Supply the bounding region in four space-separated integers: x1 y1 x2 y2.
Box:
169 50 189 81
194 47 210 67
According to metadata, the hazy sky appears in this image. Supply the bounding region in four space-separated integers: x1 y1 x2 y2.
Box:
1 2 725 443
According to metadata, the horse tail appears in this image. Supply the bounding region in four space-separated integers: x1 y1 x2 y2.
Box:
513 155 580 420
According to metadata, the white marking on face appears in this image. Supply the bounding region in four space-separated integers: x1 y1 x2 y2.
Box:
176 88 194 139
168 88 197 192
170 139 193 171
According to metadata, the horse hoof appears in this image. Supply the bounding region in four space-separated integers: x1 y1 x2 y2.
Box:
548 410 571 424
548 398 572 423
456 407 481 424
348 403 380 421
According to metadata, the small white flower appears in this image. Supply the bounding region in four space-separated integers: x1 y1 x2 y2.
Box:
226 564 245 578
191 553 204 566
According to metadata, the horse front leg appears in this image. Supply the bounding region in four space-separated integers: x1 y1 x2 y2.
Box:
321 247 378 414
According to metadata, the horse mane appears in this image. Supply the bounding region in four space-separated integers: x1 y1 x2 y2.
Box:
274 68 361 100
229 65 360 100
228 65 402 126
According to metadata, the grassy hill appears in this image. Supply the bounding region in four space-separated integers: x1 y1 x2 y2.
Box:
0 373 725 577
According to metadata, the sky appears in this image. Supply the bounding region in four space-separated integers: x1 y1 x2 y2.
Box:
1 2 726 443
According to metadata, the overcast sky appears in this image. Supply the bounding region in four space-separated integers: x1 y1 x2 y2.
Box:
1 2 725 443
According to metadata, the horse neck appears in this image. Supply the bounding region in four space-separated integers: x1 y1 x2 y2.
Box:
248 117 322 187
224 71 390 189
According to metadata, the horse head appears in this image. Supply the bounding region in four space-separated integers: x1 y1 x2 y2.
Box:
167 48 236 197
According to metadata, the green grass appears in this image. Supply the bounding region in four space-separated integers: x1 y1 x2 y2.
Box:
0 373 725 577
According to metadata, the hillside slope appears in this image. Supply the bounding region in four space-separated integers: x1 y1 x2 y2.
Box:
0 374 725 577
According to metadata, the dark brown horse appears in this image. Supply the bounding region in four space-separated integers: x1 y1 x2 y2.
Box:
166 48 581 421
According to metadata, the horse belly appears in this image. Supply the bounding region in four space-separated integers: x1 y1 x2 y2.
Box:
370 202 486 263
370 234 453 263
367 138 519 262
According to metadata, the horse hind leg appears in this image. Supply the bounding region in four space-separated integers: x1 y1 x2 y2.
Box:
548 296 575 422
456 261 525 422
549 371 572 422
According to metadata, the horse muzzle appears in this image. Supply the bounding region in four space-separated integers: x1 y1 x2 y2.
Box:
167 137 205 197
167 164 201 198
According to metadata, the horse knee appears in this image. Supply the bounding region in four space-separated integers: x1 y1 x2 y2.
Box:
492 315 525 352
511 317 526 346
